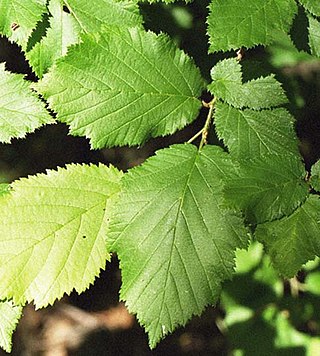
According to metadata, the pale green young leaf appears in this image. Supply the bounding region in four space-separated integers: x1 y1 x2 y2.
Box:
256 195 320 277
26 0 81 79
0 164 122 307
0 0 47 49
62 0 143 33
299 0 320 17
0 63 53 143
208 59 287 109
224 154 309 224
308 15 320 58
207 0 298 52
108 144 249 348
214 101 300 160
0 301 22 353
35 26 206 148
310 160 320 192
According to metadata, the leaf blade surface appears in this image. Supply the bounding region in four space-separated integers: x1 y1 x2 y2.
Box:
35 27 206 148
256 195 320 277
207 0 298 52
0 164 122 307
0 63 53 143
108 144 249 347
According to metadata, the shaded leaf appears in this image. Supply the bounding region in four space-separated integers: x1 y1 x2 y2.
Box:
208 58 287 109
214 101 300 159
207 0 298 52
224 154 309 224
256 195 320 277
108 144 249 348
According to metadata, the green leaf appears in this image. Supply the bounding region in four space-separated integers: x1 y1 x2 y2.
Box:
304 271 320 296
299 0 320 17
62 0 143 33
0 0 47 49
224 154 309 224
144 0 192 4
0 301 22 353
207 0 298 52
108 144 249 348
234 242 264 274
26 0 143 78
0 164 122 307
267 32 314 68
308 15 320 58
256 195 320 277
214 101 300 160
311 160 320 192
35 26 205 148
208 59 288 109
0 63 53 143
26 0 81 79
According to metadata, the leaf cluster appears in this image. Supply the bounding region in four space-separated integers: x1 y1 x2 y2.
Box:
0 0 319 352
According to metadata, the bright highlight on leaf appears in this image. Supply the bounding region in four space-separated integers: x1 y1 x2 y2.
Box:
256 196 320 277
35 26 205 148
224 154 309 224
108 144 249 348
0 63 53 143
207 0 298 52
208 59 287 110
214 101 300 160
0 301 22 353
0 164 122 307
0 0 47 49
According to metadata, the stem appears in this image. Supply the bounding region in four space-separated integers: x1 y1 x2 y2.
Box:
199 97 216 150
187 128 204 144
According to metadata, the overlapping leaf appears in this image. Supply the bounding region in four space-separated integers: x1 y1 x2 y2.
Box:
0 0 47 49
26 0 143 78
0 63 53 143
26 0 81 78
207 0 298 52
308 15 320 58
35 26 205 148
0 164 122 307
256 196 320 277
0 301 22 353
224 154 309 224
208 59 287 109
108 144 249 348
311 160 320 192
299 0 320 17
214 101 300 160
62 0 143 33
